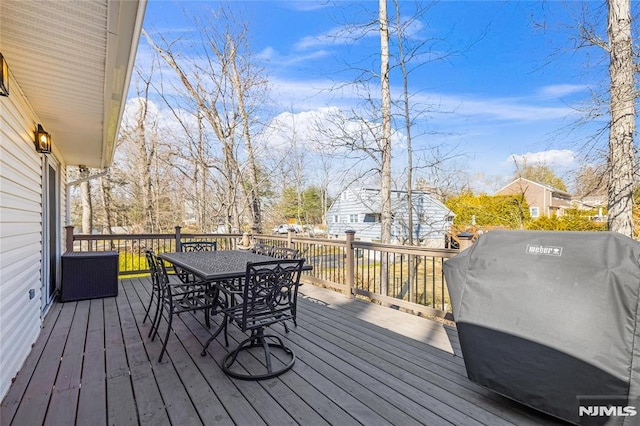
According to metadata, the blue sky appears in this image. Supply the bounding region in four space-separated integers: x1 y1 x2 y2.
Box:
133 0 611 193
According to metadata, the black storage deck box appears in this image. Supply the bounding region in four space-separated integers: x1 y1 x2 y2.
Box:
443 231 640 425
61 251 119 301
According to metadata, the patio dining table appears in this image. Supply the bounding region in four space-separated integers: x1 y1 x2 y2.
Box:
158 250 276 282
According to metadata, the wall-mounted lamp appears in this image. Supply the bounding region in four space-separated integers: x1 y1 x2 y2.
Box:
0 53 8 97
34 124 52 153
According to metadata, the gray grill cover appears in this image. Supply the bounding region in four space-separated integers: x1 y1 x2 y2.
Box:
443 230 640 425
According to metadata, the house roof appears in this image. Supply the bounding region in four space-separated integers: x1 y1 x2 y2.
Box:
1 1 146 168
329 187 453 215
496 177 571 197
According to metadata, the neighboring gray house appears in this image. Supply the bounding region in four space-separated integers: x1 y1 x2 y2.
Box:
326 188 454 246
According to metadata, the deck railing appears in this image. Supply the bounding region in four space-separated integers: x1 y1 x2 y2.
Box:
65 226 459 319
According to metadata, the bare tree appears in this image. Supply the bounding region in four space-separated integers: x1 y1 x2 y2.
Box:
131 78 158 232
557 1 637 236
144 7 267 233
379 0 393 245
392 1 455 244
606 0 636 236
114 72 169 233
394 0 415 246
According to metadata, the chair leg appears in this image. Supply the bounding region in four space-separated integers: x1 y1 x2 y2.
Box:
204 306 210 328
158 304 173 362
142 287 155 323
259 334 273 373
149 289 164 339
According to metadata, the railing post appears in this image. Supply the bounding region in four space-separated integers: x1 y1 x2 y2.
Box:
457 231 475 251
287 229 294 248
65 225 74 252
345 230 355 299
175 225 182 251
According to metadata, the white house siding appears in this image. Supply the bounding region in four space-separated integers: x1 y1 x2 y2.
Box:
327 190 382 240
326 188 453 244
0 73 65 399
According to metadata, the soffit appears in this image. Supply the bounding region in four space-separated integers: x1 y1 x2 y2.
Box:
1 1 145 168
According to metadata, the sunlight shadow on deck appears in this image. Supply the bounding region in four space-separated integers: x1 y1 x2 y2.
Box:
298 284 455 355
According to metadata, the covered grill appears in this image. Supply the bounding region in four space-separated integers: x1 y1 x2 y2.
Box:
443 230 640 425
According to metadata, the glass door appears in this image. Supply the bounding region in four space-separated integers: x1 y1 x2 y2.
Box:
41 156 59 313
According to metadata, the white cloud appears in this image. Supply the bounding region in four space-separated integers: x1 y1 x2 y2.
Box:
293 24 375 51
257 107 353 152
267 77 359 110
537 84 587 98
256 107 405 154
257 47 331 66
268 78 577 123
285 1 333 12
409 92 578 122
508 149 576 167
292 11 425 51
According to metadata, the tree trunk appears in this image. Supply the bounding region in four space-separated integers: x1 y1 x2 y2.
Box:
395 0 414 246
136 104 155 234
229 42 263 232
379 0 392 245
395 0 414 303
196 111 208 232
379 0 392 302
100 174 114 235
607 0 636 237
79 166 92 234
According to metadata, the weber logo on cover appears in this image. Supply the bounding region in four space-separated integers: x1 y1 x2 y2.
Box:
526 244 563 256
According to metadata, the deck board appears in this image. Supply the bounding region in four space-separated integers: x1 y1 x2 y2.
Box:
11 301 75 426
103 296 138 426
1 276 567 426
44 301 89 425
75 298 107 426
0 302 62 426
117 278 171 426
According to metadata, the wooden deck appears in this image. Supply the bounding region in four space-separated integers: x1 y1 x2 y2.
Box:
1 277 565 425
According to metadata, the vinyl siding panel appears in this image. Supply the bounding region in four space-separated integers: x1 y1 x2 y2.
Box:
326 191 382 240
0 73 48 399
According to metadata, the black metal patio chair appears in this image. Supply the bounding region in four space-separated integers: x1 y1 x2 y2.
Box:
269 246 299 259
143 250 162 334
250 242 272 256
147 251 222 362
201 258 305 380
175 241 217 283
180 241 218 252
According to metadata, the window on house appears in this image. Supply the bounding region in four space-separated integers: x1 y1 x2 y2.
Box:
349 214 358 223
363 213 381 223
333 215 339 223
530 207 540 218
